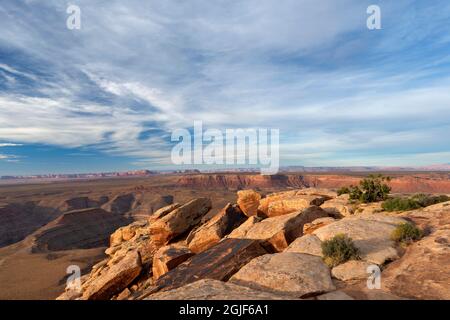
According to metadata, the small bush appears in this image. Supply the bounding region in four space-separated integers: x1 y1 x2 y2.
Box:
383 194 450 212
382 197 422 211
321 234 360 267
348 174 391 203
391 223 422 244
337 186 350 196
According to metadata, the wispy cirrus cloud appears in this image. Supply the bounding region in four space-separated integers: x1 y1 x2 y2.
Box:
0 0 450 173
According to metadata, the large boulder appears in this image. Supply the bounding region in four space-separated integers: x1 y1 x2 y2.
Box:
257 190 297 215
110 220 148 247
266 195 328 217
187 204 247 253
381 228 450 299
146 279 292 300
226 216 263 239
230 252 335 298
82 250 142 300
139 238 269 297
152 245 194 280
149 198 212 246
258 190 331 217
237 190 261 217
321 198 355 217
313 215 406 265
242 206 328 252
331 260 374 281
285 234 323 257
148 203 181 223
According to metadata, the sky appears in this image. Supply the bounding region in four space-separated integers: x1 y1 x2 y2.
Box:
1 0 450 175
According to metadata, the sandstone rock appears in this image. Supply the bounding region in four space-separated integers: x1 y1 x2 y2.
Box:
187 203 246 253
116 288 131 300
316 291 354 300
257 190 298 215
110 220 148 247
313 215 406 264
143 238 269 296
230 252 335 298
296 188 337 199
331 260 374 281
149 203 181 223
82 250 142 300
149 198 212 246
226 216 263 239
285 234 323 257
243 206 328 252
237 190 261 217
321 198 355 217
152 245 194 281
382 228 450 299
266 195 328 217
146 279 293 300
303 217 336 234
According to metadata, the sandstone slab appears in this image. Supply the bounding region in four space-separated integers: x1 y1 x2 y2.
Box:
285 234 323 257
226 216 262 239
152 245 194 281
237 190 261 217
149 198 212 246
331 260 374 281
148 238 269 294
82 250 142 300
230 252 335 298
243 206 328 252
187 203 246 253
146 279 293 300
266 195 328 217
382 228 450 299
313 215 406 264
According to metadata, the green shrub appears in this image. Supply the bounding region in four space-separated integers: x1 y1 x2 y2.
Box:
383 194 450 212
348 174 391 203
391 223 422 244
337 186 350 196
382 197 422 211
321 234 360 267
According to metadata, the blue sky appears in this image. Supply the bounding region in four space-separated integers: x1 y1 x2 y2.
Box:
1 0 450 175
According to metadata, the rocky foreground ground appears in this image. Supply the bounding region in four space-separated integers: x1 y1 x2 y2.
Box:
57 188 450 300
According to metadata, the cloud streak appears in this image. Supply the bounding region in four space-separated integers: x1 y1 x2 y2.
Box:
0 0 450 172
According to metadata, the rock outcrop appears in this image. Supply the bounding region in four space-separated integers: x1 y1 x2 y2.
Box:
149 198 212 246
146 279 292 300
236 190 261 217
187 203 246 253
241 206 328 251
230 252 335 298
141 238 269 297
313 214 406 265
152 245 194 280
56 188 450 301
81 250 142 300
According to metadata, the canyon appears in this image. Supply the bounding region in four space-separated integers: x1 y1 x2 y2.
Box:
0 172 449 299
